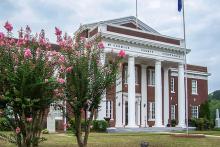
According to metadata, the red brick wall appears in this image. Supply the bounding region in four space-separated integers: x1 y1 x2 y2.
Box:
119 64 208 127
107 25 181 45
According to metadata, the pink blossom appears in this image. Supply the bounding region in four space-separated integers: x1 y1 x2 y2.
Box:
66 66 73 73
4 21 13 32
26 117 32 122
39 38 46 46
57 78 65 84
0 32 5 40
85 43 91 49
51 50 58 56
80 36 85 41
98 42 104 49
118 50 126 58
74 43 79 49
55 27 62 36
16 38 25 46
16 127 20 134
58 55 65 63
24 48 32 59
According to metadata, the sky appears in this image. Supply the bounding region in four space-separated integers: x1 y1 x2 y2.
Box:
0 0 219 93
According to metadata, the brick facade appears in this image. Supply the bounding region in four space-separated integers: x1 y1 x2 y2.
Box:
106 64 209 127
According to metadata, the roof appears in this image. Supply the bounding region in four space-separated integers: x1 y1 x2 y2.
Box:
82 16 160 34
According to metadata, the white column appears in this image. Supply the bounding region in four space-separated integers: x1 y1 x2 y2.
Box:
97 53 106 120
164 67 169 127
126 56 138 128
137 100 141 126
115 69 123 127
177 63 186 128
141 65 148 127
154 60 164 127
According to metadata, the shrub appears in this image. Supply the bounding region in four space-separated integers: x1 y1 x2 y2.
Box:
171 119 176 127
41 129 49 134
0 117 11 131
68 118 88 133
92 120 108 132
199 101 211 120
194 118 213 130
188 118 197 127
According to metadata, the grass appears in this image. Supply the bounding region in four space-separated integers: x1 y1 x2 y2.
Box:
175 129 220 136
0 131 220 147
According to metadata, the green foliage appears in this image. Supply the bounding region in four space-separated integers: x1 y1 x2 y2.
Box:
0 132 17 144
68 118 88 133
189 118 197 127
209 99 220 120
212 90 220 100
0 27 62 147
0 117 11 131
171 119 176 127
199 101 211 120
193 118 214 130
92 120 108 132
42 129 49 134
58 33 123 146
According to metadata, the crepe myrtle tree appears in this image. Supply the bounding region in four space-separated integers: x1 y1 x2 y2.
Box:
0 22 64 147
55 27 125 147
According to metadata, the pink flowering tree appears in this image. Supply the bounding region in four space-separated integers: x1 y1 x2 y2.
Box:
55 27 125 147
0 22 62 147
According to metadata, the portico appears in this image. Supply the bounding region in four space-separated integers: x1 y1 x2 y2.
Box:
113 55 187 128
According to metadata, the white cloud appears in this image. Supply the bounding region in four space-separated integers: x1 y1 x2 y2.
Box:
0 0 219 92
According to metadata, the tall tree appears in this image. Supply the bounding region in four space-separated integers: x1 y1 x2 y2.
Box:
0 23 62 147
55 28 125 147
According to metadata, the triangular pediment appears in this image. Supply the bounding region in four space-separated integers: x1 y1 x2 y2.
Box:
83 16 159 34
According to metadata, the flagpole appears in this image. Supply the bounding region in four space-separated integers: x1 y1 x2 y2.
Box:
182 0 189 136
136 0 138 29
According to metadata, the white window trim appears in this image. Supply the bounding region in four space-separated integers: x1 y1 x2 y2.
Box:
191 106 199 119
192 80 198 95
170 77 175 93
148 102 155 121
148 69 155 87
106 100 113 120
171 105 176 120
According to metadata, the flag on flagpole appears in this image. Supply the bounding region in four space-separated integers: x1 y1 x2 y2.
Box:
178 0 182 12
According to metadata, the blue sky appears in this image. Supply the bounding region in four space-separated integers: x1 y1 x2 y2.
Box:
0 0 219 93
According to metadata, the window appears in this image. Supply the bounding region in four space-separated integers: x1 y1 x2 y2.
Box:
124 66 128 84
171 105 176 120
148 69 155 86
149 102 155 120
191 106 199 119
171 77 175 93
192 80 198 95
135 67 139 84
106 100 113 119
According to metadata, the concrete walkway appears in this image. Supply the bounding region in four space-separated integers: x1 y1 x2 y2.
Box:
107 127 196 133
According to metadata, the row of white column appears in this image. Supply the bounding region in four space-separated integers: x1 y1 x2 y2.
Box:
115 56 186 128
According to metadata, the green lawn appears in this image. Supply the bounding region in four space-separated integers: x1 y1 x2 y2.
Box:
176 130 220 136
0 132 220 147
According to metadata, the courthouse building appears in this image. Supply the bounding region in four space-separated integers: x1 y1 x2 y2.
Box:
47 16 210 130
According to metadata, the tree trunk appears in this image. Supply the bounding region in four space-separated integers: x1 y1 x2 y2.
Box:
83 109 94 147
75 115 84 147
